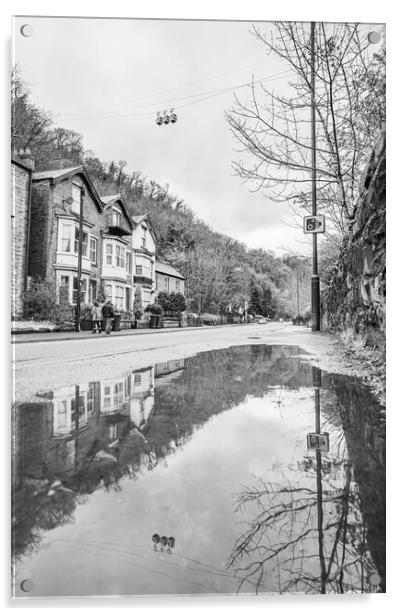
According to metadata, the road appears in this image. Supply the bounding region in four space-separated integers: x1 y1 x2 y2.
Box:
13 322 341 402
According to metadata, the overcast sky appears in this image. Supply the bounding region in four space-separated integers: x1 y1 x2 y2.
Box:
13 16 379 255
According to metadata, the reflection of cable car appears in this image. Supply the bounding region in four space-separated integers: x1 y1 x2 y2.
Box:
155 109 178 126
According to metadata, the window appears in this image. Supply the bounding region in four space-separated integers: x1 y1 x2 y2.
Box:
105 284 112 301
87 385 94 415
164 276 169 291
72 277 87 304
112 210 122 227
57 401 68 428
141 226 146 248
104 386 111 409
106 244 113 265
113 382 124 406
59 275 70 303
61 224 72 252
126 251 132 273
89 237 97 263
176 279 180 291
74 228 88 257
115 285 124 309
72 184 81 215
89 280 97 304
136 265 143 276
134 373 142 386
125 288 131 312
115 245 124 268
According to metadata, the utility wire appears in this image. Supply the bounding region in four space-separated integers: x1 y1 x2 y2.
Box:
59 70 293 122
58 59 274 121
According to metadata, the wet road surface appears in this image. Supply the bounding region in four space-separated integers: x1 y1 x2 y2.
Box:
12 345 385 596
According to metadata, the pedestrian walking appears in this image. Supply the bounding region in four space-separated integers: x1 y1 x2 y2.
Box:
90 301 103 333
102 300 115 334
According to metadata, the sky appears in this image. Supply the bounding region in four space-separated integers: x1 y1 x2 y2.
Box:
13 15 381 256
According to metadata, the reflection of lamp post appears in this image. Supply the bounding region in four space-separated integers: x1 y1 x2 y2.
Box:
74 187 85 332
312 367 326 592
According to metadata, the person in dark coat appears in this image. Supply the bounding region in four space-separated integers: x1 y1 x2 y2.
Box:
102 301 115 334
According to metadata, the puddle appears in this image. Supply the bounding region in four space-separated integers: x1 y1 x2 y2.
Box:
11 345 385 596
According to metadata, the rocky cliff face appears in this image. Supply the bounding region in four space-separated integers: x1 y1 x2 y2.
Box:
324 131 386 346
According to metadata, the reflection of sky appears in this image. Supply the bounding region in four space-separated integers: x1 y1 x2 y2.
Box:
14 388 349 597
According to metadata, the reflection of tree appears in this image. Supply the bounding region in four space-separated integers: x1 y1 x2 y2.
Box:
228 461 381 594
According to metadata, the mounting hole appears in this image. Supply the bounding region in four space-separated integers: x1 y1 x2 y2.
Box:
20 24 34 37
20 578 34 592
367 31 381 44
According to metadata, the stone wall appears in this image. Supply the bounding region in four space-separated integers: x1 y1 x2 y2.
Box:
323 131 386 346
11 159 32 318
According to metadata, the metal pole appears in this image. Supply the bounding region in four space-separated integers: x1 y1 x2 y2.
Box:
75 187 85 332
310 21 320 331
296 266 300 325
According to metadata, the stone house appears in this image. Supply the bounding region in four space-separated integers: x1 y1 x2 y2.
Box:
155 261 185 295
11 154 34 318
132 214 157 309
29 165 105 306
100 194 134 311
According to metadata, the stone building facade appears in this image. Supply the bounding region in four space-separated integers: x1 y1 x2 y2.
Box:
29 166 105 306
132 214 157 308
155 261 185 295
13 161 185 318
100 194 134 311
11 156 34 318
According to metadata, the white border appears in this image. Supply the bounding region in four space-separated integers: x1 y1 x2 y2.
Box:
2 1 400 614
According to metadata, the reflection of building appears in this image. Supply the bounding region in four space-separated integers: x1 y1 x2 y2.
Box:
129 366 155 428
155 359 185 379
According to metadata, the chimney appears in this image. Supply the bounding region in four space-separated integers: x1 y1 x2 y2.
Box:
18 147 35 171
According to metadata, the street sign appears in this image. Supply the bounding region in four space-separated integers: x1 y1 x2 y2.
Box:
307 432 329 452
303 215 325 234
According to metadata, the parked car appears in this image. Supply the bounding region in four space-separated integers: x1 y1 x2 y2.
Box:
257 317 268 324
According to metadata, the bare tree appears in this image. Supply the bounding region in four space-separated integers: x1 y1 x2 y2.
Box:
226 23 385 234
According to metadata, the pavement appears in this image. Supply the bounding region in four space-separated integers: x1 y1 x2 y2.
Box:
12 322 346 402
11 324 208 344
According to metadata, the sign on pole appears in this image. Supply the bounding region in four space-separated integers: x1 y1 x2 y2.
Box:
303 215 325 234
307 432 329 452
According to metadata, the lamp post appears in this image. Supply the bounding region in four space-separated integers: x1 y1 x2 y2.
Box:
310 21 320 331
74 186 85 332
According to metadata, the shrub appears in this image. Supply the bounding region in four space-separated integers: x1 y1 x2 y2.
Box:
144 303 164 315
23 278 59 321
133 286 143 320
201 312 220 325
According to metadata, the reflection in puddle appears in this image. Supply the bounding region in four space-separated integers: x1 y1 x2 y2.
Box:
11 346 385 596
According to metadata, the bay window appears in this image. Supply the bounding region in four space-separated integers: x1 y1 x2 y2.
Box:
126 251 132 273
74 228 88 257
89 237 97 263
115 285 124 309
106 244 113 265
115 245 124 268
61 224 72 252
